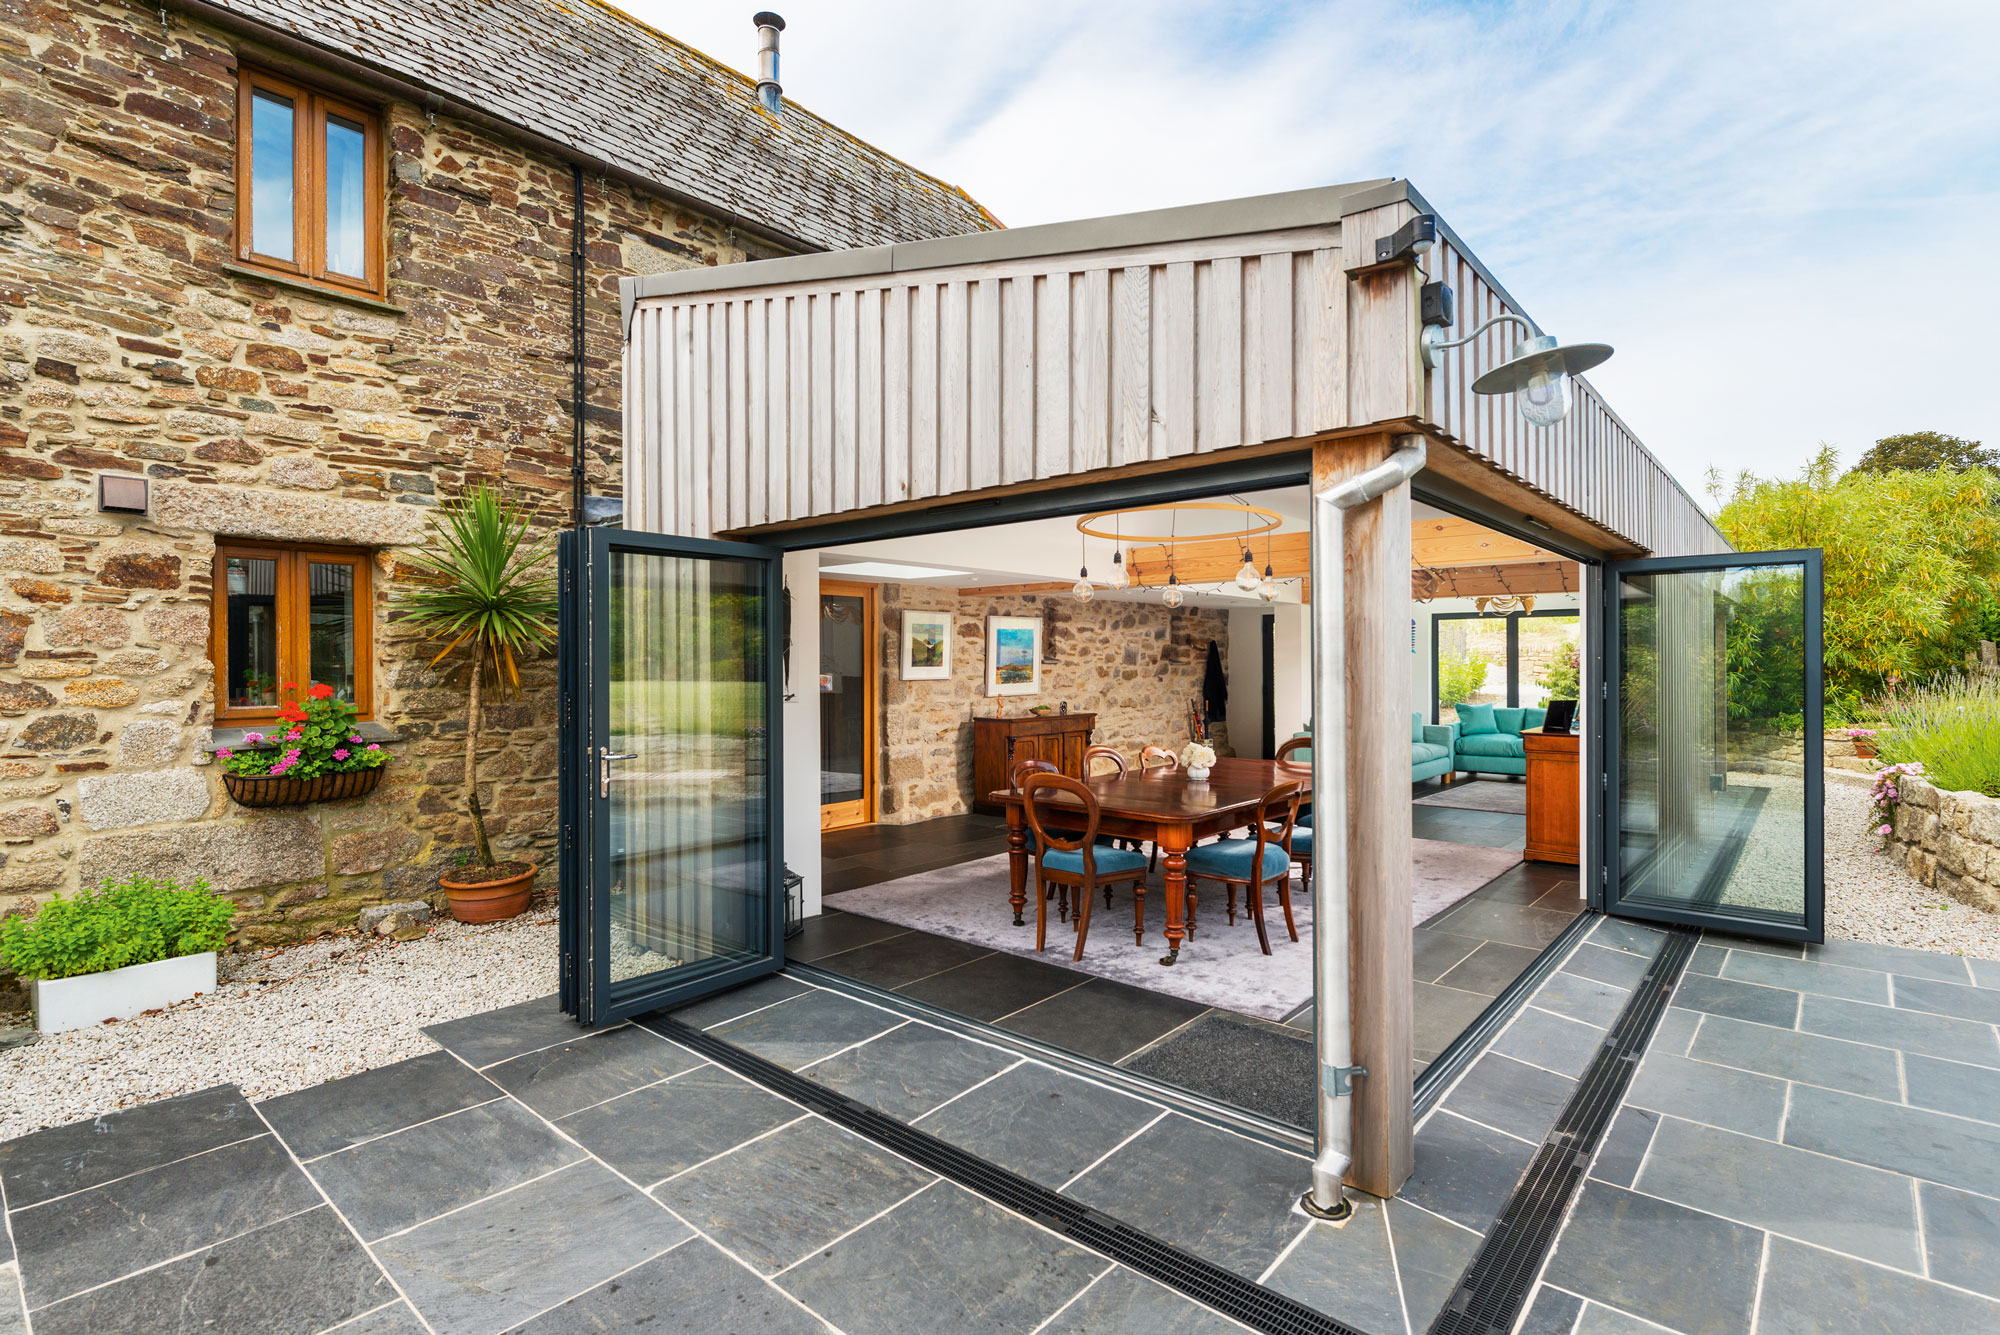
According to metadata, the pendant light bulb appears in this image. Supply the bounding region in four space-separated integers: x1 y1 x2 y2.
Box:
1234 550 1261 592
1161 573 1184 609
1257 562 1277 602
1073 566 1094 602
1108 550 1129 590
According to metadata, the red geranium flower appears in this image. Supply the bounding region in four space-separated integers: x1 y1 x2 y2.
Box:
282 681 300 691
309 683 336 700
278 703 307 723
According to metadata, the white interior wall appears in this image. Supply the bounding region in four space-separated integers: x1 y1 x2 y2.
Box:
781 551 823 916
1271 603 1310 741
1227 608 1268 757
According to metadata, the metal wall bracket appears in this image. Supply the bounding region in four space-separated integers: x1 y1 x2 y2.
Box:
1321 1063 1368 1099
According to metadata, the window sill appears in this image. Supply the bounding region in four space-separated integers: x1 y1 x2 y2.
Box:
206 720 401 753
221 264 405 316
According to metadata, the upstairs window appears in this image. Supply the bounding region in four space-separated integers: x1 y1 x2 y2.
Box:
212 543 374 723
235 69 383 297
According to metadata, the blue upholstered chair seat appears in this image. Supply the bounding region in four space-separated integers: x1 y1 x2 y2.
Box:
1185 839 1290 881
1285 825 1312 855
1024 832 1117 854
1039 844 1149 876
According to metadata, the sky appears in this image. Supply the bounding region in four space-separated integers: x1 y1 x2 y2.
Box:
625 0 1999 502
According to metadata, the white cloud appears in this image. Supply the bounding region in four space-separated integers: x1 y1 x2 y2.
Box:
625 0 2000 492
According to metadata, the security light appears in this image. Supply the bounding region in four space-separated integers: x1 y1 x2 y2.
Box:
1421 314 1612 427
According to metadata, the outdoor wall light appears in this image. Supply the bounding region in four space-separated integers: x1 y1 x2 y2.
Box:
1421 313 1612 427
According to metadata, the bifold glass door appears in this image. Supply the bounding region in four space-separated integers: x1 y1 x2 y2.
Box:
560 528 783 1025
1604 550 1823 942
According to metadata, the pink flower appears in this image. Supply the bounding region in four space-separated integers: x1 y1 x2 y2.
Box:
348 734 363 744
333 748 350 761
1878 824 1892 836
217 748 233 760
367 743 380 752
287 728 303 740
244 732 264 745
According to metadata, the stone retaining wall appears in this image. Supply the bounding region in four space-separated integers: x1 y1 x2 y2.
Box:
1887 774 2000 914
878 585 1230 824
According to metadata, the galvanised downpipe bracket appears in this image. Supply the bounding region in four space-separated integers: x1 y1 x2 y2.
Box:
1305 434 1427 1222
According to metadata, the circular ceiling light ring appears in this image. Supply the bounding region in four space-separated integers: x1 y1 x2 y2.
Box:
1075 501 1283 546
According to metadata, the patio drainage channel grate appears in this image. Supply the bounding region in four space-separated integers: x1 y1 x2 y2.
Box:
657 1015 1369 1335
1427 924 1699 1335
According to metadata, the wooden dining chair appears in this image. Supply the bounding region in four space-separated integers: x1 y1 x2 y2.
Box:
1273 736 1313 893
1021 772 1149 960
1082 744 1128 777
1138 745 1179 771
1183 779 1302 956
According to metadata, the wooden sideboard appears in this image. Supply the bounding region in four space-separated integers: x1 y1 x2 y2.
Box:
1523 730 1580 865
971 713 1095 814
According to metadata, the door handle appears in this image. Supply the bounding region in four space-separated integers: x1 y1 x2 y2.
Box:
599 748 637 797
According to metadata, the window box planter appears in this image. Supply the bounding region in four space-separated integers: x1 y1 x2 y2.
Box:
223 766 384 808
31 951 217 1035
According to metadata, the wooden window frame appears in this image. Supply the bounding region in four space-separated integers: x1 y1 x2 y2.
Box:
211 542 375 725
818 579 879 831
234 67 386 298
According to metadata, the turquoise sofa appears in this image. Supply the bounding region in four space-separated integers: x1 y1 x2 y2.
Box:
1450 703 1546 778
1294 714 1456 784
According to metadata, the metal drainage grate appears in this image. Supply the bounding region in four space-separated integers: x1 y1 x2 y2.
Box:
656 1016 1370 1335
1427 926 1699 1335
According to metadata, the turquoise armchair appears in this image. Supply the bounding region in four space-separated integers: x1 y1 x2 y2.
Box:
1450 704 1547 778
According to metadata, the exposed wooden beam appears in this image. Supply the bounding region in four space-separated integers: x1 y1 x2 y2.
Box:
1411 560 1577 600
1127 531 1309 587
1411 515 1556 568
955 581 1071 598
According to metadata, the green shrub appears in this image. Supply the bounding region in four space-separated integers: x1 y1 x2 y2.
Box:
1438 647 1491 712
1875 675 2000 797
0 876 235 982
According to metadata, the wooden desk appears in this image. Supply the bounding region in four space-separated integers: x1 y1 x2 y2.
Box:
992 756 1309 966
1523 730 1580 864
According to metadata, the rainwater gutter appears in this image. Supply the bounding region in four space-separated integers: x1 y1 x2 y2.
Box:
1305 435 1427 1219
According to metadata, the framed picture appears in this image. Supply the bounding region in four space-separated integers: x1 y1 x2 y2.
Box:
985 615 1042 696
900 609 953 680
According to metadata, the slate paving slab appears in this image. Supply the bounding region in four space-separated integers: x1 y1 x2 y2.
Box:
373 1161 689 1333
503 1236 834 1334
1541 1181 1762 1335
1720 949 1891 1004
0 1084 263 1210
1623 1051 1787 1140
1402 1110 1537 1233
1065 1114 1309 1281
1783 1084 2000 1200
1893 973 2000 1026
1036 1265 1250 1334
1671 972 1801 1027
1491 1005 1605 1078
333 1304 431 1335
660 972 812 1029
1561 943 1652 990
1919 1181 2000 1301
258 1050 500 1161
1800 994 2000 1065
1805 937 1974 984
1756 1233 2000 1334
1440 1052 1575 1143
423 994 593 1069
24 1206 389 1335
1530 970 1630 1029
916 1063 1160 1190
306 1098 586 1241
1261 1196 1404 1334
1903 1052 2000 1124
557 1065 804 1187
484 1024 702 1119
1686 1012 1901 1099
799 1022 1019 1120
1587 1106 1660 1190
10 1134 320 1309
777 1182 1105 1335
651 1117 934 1274
706 991 905 1069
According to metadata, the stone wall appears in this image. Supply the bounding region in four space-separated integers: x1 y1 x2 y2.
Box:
1886 774 2000 915
0 1 785 947
878 584 1230 824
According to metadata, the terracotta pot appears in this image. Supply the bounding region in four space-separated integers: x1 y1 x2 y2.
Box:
223 766 383 808
1853 738 1878 760
438 862 536 923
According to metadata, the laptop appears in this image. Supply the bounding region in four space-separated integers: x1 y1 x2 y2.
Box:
1541 699 1577 734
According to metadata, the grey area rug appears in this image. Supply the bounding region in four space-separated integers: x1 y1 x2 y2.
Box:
823 839 1522 1020
1414 779 1528 815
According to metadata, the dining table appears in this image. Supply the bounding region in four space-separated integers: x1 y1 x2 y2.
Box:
990 756 1312 966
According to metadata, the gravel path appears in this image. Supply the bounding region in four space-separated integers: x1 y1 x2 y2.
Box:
0 912 556 1142
1825 772 2000 960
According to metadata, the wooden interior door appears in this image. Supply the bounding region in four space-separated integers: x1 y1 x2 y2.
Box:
819 579 878 831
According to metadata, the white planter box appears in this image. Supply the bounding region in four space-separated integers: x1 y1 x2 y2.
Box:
30 951 217 1035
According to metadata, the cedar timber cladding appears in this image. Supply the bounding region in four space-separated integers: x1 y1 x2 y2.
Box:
621 181 1726 559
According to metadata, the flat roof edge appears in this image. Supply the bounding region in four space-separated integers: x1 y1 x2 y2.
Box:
620 177 1410 308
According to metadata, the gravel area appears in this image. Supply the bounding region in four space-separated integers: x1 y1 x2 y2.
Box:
1825 772 2000 960
0 912 556 1143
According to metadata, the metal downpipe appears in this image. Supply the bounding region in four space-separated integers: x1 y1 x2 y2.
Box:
1305 436 1427 1219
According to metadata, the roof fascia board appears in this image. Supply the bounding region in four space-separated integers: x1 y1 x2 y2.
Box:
622 178 1410 315
166 0 822 259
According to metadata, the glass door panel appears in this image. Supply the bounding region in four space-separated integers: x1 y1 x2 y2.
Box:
1605 551 1822 942
818 580 875 830
562 528 783 1025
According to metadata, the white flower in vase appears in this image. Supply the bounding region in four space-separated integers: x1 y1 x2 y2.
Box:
1179 742 1216 780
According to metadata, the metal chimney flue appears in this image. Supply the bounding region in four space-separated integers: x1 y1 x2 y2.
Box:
753 12 785 116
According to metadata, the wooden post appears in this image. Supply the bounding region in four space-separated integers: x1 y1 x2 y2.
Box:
1314 431 1415 1198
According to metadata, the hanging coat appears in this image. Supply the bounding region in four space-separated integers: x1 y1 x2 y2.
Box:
1203 639 1228 723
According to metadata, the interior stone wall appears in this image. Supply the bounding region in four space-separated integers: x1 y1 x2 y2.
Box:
0 0 789 951
876 584 1231 824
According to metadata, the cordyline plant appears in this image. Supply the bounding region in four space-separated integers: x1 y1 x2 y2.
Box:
398 486 558 868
